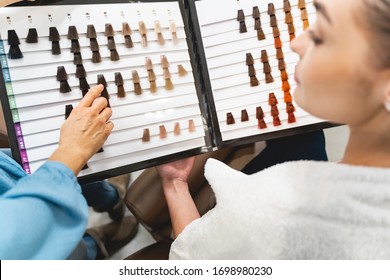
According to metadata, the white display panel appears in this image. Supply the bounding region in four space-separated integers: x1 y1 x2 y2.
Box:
195 0 323 142
0 2 207 176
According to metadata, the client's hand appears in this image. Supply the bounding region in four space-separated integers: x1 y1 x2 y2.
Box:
49 85 113 175
156 156 198 238
156 157 195 185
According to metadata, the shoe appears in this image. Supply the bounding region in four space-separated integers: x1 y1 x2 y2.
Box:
86 215 139 259
94 174 131 221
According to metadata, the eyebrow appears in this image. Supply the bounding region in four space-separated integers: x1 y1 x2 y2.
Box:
313 1 333 25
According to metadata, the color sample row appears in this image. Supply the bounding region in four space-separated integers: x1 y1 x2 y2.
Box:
226 92 296 128
6 20 179 60
142 119 196 142
56 57 188 96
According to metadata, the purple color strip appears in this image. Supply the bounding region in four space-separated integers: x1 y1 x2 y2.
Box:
14 122 31 173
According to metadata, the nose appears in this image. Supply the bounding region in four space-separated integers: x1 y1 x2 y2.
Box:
290 30 310 58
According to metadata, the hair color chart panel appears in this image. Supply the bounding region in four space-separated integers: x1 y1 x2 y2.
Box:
0 2 206 179
195 0 324 142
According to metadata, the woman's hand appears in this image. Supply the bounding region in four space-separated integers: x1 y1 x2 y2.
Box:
156 157 199 238
156 157 195 185
49 85 113 175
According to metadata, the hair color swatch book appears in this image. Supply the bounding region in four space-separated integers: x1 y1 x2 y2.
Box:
0 0 329 182
191 0 324 144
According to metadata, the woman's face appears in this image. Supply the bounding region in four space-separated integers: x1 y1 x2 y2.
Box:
291 0 386 126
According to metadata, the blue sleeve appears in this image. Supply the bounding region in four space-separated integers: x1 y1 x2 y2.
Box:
0 160 88 260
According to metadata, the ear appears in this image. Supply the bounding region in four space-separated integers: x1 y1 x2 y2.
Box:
377 68 390 113
382 81 390 112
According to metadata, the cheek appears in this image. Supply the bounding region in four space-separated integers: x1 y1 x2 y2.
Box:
294 52 371 124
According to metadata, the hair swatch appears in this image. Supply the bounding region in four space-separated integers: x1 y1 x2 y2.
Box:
287 102 297 124
26 28 38 43
132 70 142 95
139 21 148 47
284 91 293 103
145 57 157 93
298 0 310 30
67 26 79 40
270 104 281 126
169 20 178 44
237 9 247 33
75 64 86 79
246 52 259 86
122 22 134 48
56 66 71 93
49 27 61 55
114 72 126 98
257 28 266 40
256 106 267 129
7 30 23 59
284 1 291 12
97 74 110 107
87 25 101 63
188 119 196 132
79 78 90 97
227 112 236 125
261 50 274 84
159 125 167 139
155 20 165 45
86 24 97 39
142 128 150 142
178 64 188 76
73 52 83 65
241 109 249 122
65 104 73 120
161 55 173 90
253 6 261 28
268 93 278 106
174 122 181 135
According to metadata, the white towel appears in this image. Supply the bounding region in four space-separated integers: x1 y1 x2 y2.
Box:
170 159 390 259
